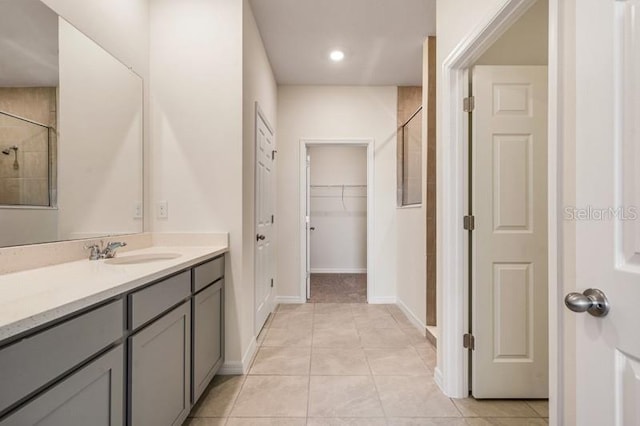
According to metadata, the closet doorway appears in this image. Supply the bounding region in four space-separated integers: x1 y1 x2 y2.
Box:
299 139 374 303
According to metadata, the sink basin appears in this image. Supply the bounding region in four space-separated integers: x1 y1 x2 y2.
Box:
104 253 182 265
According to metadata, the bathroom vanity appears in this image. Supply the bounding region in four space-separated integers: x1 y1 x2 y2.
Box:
0 246 227 426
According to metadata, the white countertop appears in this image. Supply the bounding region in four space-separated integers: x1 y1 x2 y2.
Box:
0 245 228 342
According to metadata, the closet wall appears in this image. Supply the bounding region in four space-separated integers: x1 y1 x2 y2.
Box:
309 145 367 273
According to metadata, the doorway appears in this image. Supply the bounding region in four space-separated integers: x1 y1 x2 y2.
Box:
464 0 550 400
308 145 367 303
299 139 375 304
459 0 550 401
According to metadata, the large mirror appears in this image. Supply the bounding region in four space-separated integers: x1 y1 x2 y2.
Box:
0 0 143 247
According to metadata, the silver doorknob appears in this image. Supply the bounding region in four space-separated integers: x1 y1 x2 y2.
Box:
256 234 266 241
564 288 610 317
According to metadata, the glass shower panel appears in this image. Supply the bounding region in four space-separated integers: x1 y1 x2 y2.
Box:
0 112 51 206
402 108 423 206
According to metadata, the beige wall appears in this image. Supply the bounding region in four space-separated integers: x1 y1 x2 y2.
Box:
276 86 398 303
476 0 549 65
149 0 247 367
243 0 278 338
396 84 427 328
150 0 277 370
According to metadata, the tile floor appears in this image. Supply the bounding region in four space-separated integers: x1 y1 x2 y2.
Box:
185 303 549 425
308 274 367 303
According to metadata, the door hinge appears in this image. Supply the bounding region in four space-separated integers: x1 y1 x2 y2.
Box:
463 96 475 112
463 333 475 350
270 278 274 288
272 150 277 160
463 215 475 231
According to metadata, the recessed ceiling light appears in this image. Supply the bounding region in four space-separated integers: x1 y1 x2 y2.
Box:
329 50 345 62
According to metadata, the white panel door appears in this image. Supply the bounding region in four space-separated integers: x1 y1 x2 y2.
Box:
255 107 275 333
472 66 548 398
572 0 640 424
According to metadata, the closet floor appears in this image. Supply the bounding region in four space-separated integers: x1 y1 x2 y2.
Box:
308 273 366 303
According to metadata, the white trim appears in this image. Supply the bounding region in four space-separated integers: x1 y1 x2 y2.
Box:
217 361 244 375
396 298 427 336
434 366 444 390
396 204 422 210
367 296 396 305
309 268 367 274
274 296 306 304
439 0 560 413
547 1 562 423
299 138 375 303
218 337 258 375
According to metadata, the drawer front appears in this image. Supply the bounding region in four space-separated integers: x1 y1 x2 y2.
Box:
0 300 124 414
0 345 124 426
129 271 191 330
193 256 224 293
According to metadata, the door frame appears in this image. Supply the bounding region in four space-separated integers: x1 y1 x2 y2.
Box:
299 138 375 303
438 0 563 422
254 102 276 334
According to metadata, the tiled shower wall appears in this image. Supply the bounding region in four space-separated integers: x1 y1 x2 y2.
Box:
0 87 56 206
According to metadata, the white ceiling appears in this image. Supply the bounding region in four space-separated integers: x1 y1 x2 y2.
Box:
249 0 436 86
0 0 58 87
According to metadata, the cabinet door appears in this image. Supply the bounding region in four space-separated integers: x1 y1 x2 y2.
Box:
192 280 224 403
130 301 191 426
0 345 124 426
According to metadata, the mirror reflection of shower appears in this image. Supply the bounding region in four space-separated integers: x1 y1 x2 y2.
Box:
2 145 19 170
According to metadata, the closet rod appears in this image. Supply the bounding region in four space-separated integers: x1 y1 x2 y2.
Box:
309 184 367 188
311 195 367 198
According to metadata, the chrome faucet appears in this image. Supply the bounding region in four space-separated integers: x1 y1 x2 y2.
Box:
102 241 127 258
85 241 127 260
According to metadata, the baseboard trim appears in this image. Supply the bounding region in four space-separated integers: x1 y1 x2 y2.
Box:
425 325 438 347
274 296 306 304
367 296 396 304
434 366 445 393
396 298 427 333
218 337 258 375
218 361 243 375
310 268 367 274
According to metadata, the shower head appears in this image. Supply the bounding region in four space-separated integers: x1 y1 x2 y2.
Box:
2 145 18 155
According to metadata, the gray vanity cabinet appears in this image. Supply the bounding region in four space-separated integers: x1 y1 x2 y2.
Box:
0 345 124 426
192 279 224 402
0 253 225 426
129 301 191 426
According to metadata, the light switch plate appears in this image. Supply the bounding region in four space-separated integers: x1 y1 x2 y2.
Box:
158 201 168 219
134 202 143 219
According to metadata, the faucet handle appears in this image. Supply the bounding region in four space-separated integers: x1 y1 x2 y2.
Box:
84 243 101 260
